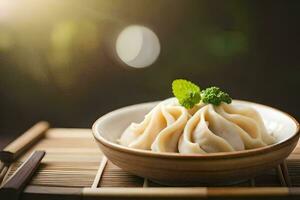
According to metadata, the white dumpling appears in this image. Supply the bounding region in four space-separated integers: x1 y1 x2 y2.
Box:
119 98 189 152
179 104 245 153
179 102 276 154
215 103 276 147
151 106 188 152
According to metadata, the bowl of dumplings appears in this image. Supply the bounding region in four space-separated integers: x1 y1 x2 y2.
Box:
92 79 299 186
93 97 299 185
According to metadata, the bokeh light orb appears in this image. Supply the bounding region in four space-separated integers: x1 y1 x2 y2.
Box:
116 25 160 68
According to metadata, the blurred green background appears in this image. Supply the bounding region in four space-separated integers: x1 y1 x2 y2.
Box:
0 0 299 145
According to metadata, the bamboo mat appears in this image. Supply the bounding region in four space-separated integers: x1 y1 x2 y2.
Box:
3 128 300 187
1 127 300 199
2 129 101 188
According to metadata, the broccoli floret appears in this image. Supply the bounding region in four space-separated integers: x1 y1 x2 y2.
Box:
201 86 232 106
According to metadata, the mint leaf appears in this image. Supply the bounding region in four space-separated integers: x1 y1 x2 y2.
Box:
172 79 201 109
201 86 232 106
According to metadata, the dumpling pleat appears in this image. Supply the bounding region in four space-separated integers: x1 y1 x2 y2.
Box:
216 103 275 148
179 106 240 153
151 106 188 152
120 98 189 152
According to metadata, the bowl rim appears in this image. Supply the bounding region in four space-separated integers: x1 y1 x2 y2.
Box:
92 99 300 159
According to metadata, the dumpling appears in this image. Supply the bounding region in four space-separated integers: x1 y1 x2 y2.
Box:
178 104 245 153
178 102 276 154
215 103 276 147
119 98 189 152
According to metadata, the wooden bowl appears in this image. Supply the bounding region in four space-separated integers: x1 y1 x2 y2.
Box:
92 100 299 185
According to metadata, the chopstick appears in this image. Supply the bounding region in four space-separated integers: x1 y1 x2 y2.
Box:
0 151 45 200
0 121 49 163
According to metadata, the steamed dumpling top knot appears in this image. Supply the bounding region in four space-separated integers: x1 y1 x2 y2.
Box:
119 98 192 152
178 102 276 154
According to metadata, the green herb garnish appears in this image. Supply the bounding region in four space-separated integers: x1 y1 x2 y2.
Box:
172 79 232 108
201 86 232 106
172 79 201 109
